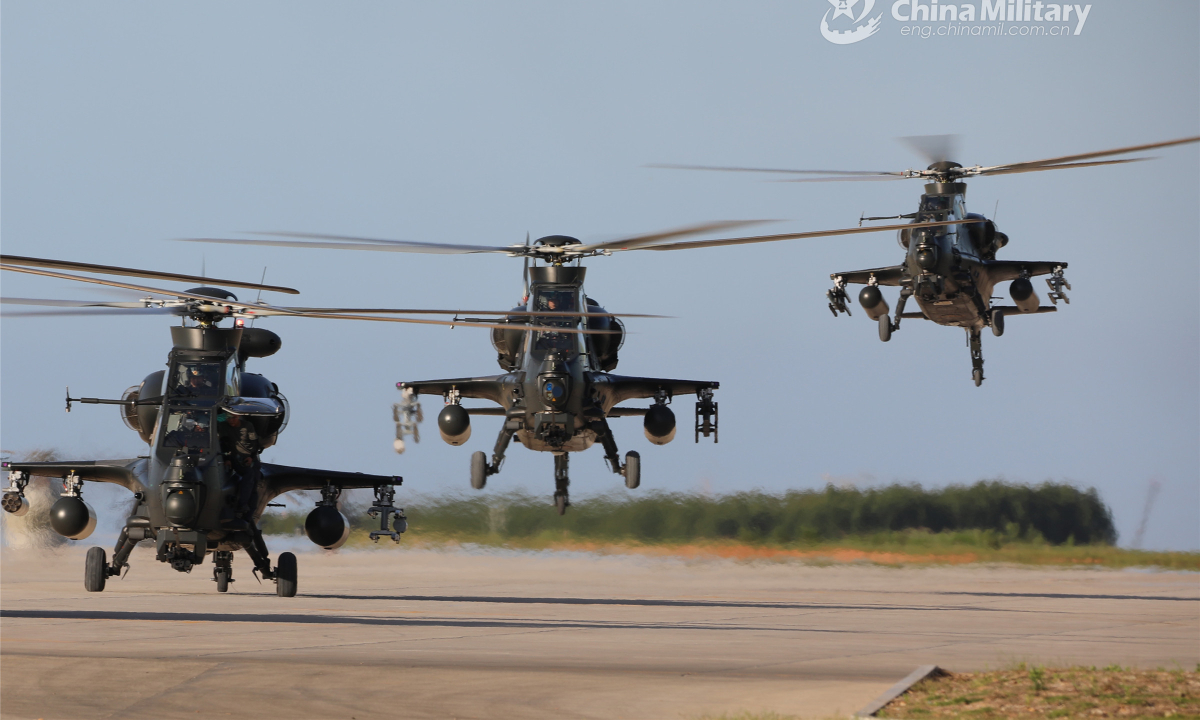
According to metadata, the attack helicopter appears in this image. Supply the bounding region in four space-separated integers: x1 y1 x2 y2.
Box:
0 254 619 592
182 219 967 512
653 135 1200 385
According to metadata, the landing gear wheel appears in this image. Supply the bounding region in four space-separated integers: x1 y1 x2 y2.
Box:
470 451 488 490
554 493 568 516
84 547 107 593
972 368 984 387
215 569 230 593
623 451 641 489
275 552 297 597
878 314 892 342
990 309 1005 337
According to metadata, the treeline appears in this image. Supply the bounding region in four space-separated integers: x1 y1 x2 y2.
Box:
267 481 1117 546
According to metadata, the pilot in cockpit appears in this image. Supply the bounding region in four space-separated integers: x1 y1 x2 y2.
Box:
536 290 576 314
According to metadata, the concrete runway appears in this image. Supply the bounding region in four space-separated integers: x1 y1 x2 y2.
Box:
1 544 1197 720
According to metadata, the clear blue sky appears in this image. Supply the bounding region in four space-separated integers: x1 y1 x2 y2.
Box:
2 2 1196 550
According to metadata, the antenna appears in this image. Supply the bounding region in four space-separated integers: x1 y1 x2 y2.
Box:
992 200 1000 223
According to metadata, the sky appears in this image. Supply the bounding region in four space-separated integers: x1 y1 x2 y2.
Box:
1 1 1197 550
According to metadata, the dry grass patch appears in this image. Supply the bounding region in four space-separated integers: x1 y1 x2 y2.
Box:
882 665 1200 718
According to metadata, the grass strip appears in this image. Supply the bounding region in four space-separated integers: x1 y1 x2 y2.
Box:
338 532 1200 570
880 665 1200 719
260 483 1199 569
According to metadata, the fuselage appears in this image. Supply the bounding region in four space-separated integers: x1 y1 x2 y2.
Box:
131 326 287 552
899 182 1003 330
491 265 623 453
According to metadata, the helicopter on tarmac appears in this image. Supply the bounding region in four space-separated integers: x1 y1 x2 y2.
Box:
182 219 969 512
0 255 620 592
653 135 1200 385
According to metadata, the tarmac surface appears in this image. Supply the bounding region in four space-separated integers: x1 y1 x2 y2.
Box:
1 544 1197 719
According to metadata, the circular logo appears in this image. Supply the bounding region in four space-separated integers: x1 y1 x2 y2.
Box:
821 0 883 45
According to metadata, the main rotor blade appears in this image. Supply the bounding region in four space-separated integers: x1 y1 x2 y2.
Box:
2 307 176 318
258 310 618 334
976 135 1200 175
899 134 961 166
0 255 300 295
570 220 776 254
777 175 909 183
974 156 1151 177
648 163 903 177
617 219 979 253
0 264 304 316
278 307 667 318
1 297 152 309
180 233 516 255
0 265 615 334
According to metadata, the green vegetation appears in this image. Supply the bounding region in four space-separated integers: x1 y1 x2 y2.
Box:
259 481 1198 568
394 481 1118 545
882 665 1200 719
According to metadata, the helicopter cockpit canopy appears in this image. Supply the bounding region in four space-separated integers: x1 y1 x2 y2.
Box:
534 287 579 313
169 357 239 401
530 285 583 357
917 195 951 220
162 408 212 449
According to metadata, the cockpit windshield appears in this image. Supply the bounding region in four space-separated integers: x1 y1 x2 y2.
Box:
534 288 578 313
530 286 583 356
170 361 223 399
918 195 951 222
163 408 212 449
920 196 950 213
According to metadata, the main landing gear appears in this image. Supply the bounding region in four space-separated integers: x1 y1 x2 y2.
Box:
590 416 640 490
471 419 519 490
213 550 234 592
243 524 297 597
553 453 570 515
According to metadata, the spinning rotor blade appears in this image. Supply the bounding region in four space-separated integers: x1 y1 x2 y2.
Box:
1 297 179 317
608 219 979 253
278 307 667 318
975 135 1200 176
653 135 1198 184
898 134 961 166
0 264 305 316
181 232 516 255
1 297 153 309
261 311 618 334
777 175 909 183
569 220 776 254
976 157 1151 177
2 307 176 317
648 163 902 177
0 265 616 334
0 254 300 294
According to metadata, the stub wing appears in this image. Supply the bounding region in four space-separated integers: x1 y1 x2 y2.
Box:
399 376 509 406
590 374 719 407
830 264 906 286
259 463 401 500
1 458 148 494
984 260 1067 282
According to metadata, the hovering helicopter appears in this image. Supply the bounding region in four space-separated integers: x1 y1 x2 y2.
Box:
0 255 617 592
653 135 1200 385
182 219 966 512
